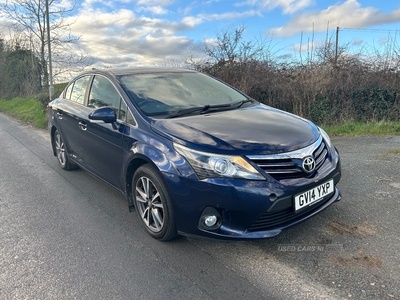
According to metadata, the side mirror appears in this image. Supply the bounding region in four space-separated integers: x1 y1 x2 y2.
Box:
89 107 117 123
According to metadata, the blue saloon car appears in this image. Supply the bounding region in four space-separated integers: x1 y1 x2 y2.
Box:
48 68 342 241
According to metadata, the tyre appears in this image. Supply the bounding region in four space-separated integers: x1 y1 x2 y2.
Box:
133 164 177 241
53 129 77 170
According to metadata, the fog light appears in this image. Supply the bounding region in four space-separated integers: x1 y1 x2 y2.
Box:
269 193 277 201
203 215 218 227
199 207 222 230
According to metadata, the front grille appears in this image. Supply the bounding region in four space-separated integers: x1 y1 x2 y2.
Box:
248 194 331 231
246 137 335 232
314 141 328 168
248 139 328 180
251 157 303 179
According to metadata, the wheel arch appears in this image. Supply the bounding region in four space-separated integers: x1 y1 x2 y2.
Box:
124 141 183 212
125 154 159 212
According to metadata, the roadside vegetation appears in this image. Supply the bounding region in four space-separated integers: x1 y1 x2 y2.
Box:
323 121 400 136
0 97 47 129
190 27 400 127
0 83 65 129
0 25 399 135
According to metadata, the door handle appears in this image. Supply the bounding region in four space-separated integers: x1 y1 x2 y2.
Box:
56 111 63 118
78 121 87 131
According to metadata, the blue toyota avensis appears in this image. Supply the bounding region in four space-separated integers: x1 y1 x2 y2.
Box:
48 68 342 241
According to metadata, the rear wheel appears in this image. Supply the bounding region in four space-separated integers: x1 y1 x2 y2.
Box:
133 164 177 241
53 129 77 170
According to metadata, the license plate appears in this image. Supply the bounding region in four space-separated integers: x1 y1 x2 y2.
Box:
294 180 334 211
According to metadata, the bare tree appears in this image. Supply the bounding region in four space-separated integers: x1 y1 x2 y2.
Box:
199 25 273 93
204 25 267 66
0 0 86 89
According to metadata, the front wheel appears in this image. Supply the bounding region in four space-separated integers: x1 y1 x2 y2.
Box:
133 164 177 241
53 129 77 170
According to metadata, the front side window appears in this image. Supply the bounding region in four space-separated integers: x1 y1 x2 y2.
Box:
88 75 136 126
119 99 136 125
88 75 121 110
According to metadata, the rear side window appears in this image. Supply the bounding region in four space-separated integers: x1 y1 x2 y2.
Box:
65 76 90 105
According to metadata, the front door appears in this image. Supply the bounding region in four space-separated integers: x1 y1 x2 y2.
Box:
81 75 125 189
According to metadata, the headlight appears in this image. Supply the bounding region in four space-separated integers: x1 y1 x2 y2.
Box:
174 143 264 180
319 127 334 151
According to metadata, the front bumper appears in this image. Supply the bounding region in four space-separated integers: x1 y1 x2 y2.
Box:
164 165 342 240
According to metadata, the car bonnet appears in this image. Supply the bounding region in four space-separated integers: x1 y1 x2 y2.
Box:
151 104 320 155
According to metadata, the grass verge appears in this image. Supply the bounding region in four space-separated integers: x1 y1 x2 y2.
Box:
0 97 47 129
322 121 400 136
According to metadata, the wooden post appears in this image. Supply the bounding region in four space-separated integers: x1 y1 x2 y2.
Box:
335 26 339 67
46 0 54 101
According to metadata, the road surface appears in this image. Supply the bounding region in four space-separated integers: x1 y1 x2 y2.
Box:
1 112 399 299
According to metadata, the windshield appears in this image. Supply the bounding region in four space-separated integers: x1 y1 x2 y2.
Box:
118 71 248 117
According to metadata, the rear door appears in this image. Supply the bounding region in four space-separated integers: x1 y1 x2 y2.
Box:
55 75 92 164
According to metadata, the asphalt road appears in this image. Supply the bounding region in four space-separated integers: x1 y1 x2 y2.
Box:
0 112 399 300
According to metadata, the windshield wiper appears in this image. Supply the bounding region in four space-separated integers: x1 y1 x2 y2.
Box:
232 99 253 108
166 100 254 119
166 103 235 119
166 106 209 118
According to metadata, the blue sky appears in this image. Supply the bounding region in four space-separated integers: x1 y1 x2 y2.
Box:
2 0 400 70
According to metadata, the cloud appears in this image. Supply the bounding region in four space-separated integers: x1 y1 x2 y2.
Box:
68 6 200 67
136 0 173 5
179 0 224 15
136 5 169 15
182 10 262 28
68 0 262 67
181 16 204 27
237 0 313 14
269 0 400 37
135 0 173 15
54 0 75 10
0 17 11 29
81 0 114 10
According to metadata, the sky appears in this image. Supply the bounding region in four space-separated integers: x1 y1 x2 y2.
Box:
2 0 400 71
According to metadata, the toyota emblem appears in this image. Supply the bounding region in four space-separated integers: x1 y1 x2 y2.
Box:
302 157 316 173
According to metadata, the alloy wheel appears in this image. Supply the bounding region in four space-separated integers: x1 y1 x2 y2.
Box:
135 176 165 232
55 131 66 167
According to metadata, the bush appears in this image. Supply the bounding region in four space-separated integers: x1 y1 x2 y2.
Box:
197 61 400 125
194 26 400 126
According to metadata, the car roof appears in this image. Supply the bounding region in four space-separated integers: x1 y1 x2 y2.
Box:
85 67 197 77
